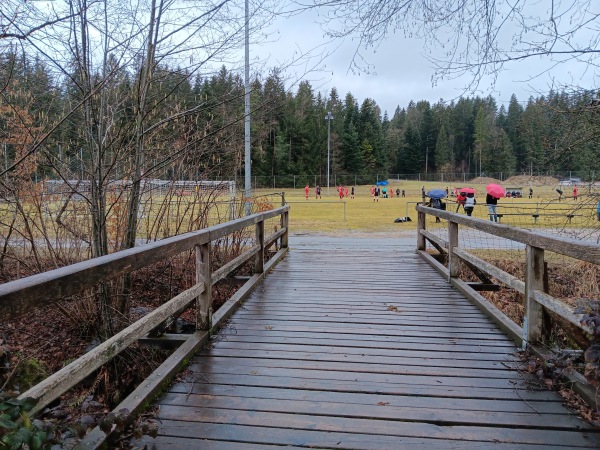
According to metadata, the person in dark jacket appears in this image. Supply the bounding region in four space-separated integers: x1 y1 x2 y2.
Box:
428 198 444 223
486 193 499 222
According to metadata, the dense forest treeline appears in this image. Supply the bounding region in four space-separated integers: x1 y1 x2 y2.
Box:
1 51 600 187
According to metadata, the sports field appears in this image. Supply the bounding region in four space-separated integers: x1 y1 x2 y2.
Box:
276 179 597 234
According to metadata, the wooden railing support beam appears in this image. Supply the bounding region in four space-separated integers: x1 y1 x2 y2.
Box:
255 220 265 274
524 245 545 348
196 242 212 330
281 211 289 249
448 220 459 280
417 210 426 251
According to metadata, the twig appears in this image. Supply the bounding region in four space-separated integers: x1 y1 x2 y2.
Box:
1 359 21 391
186 373 211 401
513 385 541 414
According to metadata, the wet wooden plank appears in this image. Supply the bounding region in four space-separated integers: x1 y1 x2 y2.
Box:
142 236 599 449
166 383 567 414
206 340 521 362
157 393 591 429
164 372 559 401
154 405 599 447
137 420 563 449
216 328 518 348
195 347 519 371
222 322 512 341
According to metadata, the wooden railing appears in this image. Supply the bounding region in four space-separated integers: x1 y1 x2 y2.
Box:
0 206 289 447
416 204 600 406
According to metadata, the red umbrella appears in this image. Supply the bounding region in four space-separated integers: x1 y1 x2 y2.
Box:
459 187 476 194
486 183 506 198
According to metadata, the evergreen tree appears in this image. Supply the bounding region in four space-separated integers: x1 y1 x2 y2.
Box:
435 124 451 172
506 94 525 171
341 120 362 173
402 124 422 174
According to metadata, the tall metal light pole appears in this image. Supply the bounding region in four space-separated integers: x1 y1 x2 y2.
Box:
325 112 333 194
244 0 251 216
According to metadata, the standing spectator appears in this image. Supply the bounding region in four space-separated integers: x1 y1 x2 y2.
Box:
374 186 380 202
315 185 321 199
464 193 476 217
597 200 600 221
402 190 405 197
446 187 449 196
427 197 444 222
573 186 579 201
421 186 426 196
396 188 400 197
304 184 309 200
456 191 466 212
486 193 499 222
351 186 355 199
529 187 533 199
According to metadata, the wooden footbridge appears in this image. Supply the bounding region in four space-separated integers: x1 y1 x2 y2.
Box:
2 205 600 448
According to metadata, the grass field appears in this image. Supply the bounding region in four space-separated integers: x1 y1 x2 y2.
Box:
274 180 598 234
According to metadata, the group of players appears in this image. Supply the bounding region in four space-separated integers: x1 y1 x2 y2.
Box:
304 185 356 200
303 184 410 201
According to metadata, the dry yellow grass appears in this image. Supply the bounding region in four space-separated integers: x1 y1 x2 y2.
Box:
268 180 595 233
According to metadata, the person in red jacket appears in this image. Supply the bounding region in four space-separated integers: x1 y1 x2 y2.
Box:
573 186 578 201
456 191 466 212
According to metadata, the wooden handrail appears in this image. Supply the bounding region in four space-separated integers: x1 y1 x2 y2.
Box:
416 205 600 265
417 204 600 410
0 206 288 319
6 205 289 415
415 204 597 340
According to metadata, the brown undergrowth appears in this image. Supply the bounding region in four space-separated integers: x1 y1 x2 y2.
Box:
467 258 600 349
451 255 600 421
0 250 251 446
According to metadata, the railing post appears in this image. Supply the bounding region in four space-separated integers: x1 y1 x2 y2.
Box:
281 211 289 249
524 245 545 347
448 220 459 279
417 209 426 251
196 242 212 331
255 219 265 273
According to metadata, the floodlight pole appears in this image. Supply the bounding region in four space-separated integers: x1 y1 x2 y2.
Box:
325 112 333 194
244 0 251 216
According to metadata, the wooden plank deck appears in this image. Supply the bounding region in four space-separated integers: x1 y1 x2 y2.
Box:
138 235 600 449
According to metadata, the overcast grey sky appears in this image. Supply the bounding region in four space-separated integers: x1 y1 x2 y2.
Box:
254 8 599 116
